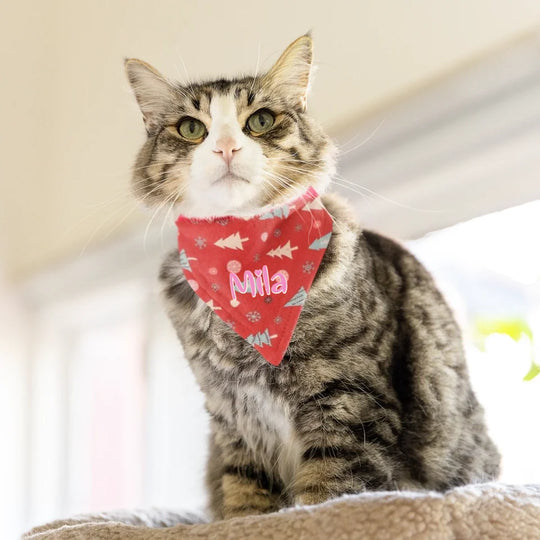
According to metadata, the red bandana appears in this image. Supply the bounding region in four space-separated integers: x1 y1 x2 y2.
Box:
175 187 333 366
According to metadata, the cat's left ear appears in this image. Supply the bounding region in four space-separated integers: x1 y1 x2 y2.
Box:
263 34 313 111
125 58 175 132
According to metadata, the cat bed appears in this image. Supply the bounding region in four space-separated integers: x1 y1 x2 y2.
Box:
23 483 540 539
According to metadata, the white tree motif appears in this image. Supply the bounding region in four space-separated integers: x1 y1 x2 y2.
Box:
266 240 298 259
214 232 249 250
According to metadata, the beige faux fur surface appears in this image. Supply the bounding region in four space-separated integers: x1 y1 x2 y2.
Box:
24 483 540 540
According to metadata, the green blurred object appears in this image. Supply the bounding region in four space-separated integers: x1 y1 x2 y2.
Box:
474 317 538 381
523 363 540 381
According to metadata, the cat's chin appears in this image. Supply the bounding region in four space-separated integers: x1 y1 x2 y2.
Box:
177 184 262 219
211 173 249 186
178 179 331 219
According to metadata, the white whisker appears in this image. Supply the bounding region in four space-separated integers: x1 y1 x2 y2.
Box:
336 117 386 156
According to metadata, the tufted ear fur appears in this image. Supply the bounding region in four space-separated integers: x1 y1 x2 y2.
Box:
263 34 313 111
125 58 175 132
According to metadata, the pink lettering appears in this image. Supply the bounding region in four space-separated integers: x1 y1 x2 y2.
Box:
254 268 265 296
229 266 289 300
262 266 271 295
229 272 256 302
271 272 288 295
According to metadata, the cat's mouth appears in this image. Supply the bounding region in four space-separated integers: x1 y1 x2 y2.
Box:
212 173 249 186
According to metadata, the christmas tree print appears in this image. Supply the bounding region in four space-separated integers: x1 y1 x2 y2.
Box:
178 249 192 272
266 240 298 259
302 198 325 211
259 205 290 220
284 287 307 307
214 232 249 250
246 329 277 347
309 232 332 250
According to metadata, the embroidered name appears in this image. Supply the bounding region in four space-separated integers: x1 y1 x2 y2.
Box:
229 265 288 302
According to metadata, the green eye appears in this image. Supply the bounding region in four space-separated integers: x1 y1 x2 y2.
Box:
247 109 275 135
177 117 207 141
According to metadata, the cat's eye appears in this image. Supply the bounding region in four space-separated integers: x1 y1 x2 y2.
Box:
247 109 275 135
177 117 207 142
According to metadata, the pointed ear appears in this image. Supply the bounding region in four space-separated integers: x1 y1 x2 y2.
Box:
263 34 313 111
125 58 175 131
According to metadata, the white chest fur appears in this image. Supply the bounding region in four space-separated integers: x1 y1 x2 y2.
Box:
235 385 300 490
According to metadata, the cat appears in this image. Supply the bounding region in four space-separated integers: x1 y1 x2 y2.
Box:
125 34 500 520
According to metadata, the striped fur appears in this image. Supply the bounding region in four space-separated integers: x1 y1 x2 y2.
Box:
127 35 500 520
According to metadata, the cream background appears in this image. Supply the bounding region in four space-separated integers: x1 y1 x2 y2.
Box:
1 0 540 280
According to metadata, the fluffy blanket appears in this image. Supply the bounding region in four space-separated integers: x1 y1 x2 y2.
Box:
23 483 540 540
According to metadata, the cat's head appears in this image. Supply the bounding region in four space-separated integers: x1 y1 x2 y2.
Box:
125 34 335 218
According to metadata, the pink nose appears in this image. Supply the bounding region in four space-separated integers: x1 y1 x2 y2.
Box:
213 137 241 166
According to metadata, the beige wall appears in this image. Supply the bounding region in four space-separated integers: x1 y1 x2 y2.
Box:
1 0 540 280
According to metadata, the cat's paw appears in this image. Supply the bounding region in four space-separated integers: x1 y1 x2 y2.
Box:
222 507 265 520
294 491 330 507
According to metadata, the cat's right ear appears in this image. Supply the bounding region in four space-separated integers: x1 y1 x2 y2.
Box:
125 58 174 132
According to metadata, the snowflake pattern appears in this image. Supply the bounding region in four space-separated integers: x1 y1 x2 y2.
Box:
295 224 303 232
211 283 220 291
194 236 207 249
274 315 283 325
253 253 261 262
246 311 261 323
303 261 314 273
273 229 282 237
264 296 272 304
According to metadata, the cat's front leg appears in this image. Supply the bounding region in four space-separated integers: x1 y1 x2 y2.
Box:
293 394 399 506
293 449 368 506
212 424 282 519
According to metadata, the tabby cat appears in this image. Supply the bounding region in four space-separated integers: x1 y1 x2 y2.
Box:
125 34 500 520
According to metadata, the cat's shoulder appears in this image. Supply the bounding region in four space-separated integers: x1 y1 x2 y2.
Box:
322 191 430 281
322 191 411 258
